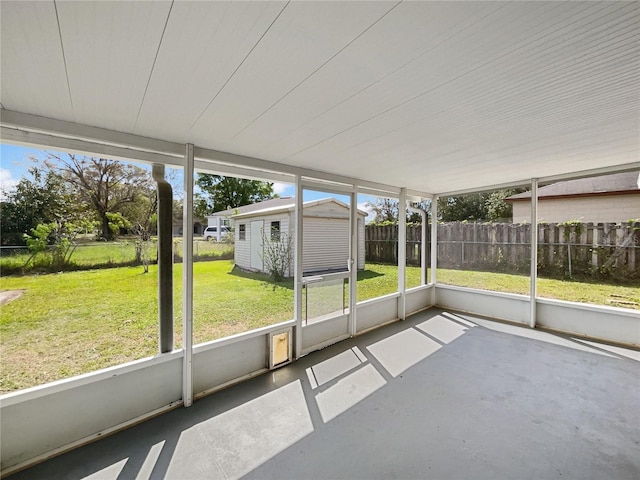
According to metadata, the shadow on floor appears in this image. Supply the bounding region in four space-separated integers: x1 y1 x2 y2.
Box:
8 308 640 480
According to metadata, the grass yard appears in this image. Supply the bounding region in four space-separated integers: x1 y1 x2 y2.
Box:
1 260 637 393
0 239 233 275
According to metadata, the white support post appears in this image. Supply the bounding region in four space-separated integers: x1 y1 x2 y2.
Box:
421 216 427 286
398 188 407 320
294 175 304 358
349 187 358 336
430 197 438 304
182 144 194 407
530 179 538 329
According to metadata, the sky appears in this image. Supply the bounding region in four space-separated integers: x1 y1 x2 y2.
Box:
0 143 377 219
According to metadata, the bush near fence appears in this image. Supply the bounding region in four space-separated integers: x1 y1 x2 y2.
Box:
365 221 639 281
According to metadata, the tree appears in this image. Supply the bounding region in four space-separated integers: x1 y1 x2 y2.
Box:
195 174 276 214
118 185 158 240
437 194 489 222
23 219 93 271
485 189 526 221
366 198 430 224
45 153 152 240
437 188 526 222
366 198 399 224
0 167 76 245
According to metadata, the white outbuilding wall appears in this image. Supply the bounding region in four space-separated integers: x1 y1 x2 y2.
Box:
233 199 366 276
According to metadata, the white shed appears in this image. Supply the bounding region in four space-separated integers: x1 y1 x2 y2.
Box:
206 197 294 242
233 198 367 276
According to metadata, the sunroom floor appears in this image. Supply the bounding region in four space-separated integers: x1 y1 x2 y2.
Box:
9 308 640 480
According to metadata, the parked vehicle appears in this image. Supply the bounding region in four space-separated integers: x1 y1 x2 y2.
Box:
203 226 230 241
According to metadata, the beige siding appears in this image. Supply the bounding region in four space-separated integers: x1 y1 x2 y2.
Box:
512 194 640 223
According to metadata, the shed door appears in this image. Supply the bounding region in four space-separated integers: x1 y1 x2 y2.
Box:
250 220 264 271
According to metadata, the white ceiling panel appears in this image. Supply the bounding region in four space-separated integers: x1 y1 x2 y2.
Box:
278 2 625 156
0 1 73 119
1 1 638 194
230 2 501 153
55 1 171 132
133 1 287 141
187 1 398 146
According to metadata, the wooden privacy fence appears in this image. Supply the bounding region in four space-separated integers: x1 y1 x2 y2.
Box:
365 222 639 280
365 224 430 267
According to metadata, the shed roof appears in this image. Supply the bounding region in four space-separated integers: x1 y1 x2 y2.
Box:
207 197 294 218
233 198 367 219
507 172 640 201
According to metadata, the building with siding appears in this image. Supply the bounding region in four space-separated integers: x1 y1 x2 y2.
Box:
206 197 295 242
172 218 206 237
233 198 367 276
507 171 640 223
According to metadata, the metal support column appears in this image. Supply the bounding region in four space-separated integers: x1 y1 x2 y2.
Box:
152 164 173 353
398 188 407 320
294 175 304 358
349 187 358 335
183 144 194 407
530 178 538 329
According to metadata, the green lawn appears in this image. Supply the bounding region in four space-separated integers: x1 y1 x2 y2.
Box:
1 261 637 393
0 239 233 274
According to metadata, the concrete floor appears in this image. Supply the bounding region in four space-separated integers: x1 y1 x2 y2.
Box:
8 308 640 480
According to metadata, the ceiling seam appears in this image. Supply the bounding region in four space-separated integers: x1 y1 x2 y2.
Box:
231 0 404 139
333 49 639 157
53 0 74 116
184 1 291 136
283 1 627 160
259 1 511 152
133 0 175 132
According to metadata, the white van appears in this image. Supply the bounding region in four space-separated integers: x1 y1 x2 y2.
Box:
203 225 230 241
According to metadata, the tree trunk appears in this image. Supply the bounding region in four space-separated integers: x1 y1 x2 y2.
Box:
100 213 113 241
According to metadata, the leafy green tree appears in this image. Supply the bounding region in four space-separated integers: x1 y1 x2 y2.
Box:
437 188 525 222
437 194 489 222
0 167 76 245
45 153 152 240
485 189 521 222
23 219 94 270
195 174 276 213
366 198 430 224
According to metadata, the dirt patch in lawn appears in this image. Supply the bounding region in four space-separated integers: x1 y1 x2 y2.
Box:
0 290 25 305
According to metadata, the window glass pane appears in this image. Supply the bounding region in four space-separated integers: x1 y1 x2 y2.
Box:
536 172 639 310
191 172 294 344
436 188 531 295
301 188 351 324
271 221 281 241
359 194 400 300
0 148 162 392
406 200 430 289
